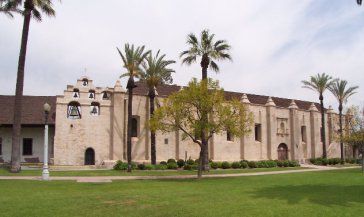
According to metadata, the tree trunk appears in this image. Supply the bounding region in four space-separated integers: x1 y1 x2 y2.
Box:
319 94 327 158
339 102 344 163
149 88 156 165
200 54 210 170
197 145 204 179
126 77 136 172
10 7 32 173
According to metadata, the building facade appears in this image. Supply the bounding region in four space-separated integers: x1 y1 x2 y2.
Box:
0 77 343 166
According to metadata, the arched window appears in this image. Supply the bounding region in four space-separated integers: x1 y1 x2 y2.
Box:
102 91 110 100
67 101 81 119
90 102 100 116
73 88 80 98
131 117 139 137
88 90 95 99
82 78 88 87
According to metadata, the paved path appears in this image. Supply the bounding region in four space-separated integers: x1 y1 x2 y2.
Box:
0 166 359 183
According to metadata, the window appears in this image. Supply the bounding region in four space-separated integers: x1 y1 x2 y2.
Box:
255 124 262 142
88 90 95 99
301 126 307 143
73 88 80 98
102 91 110 100
227 130 233 141
280 122 285 134
67 101 81 119
82 78 88 86
0 137 2 155
90 102 100 116
164 138 168 144
23 138 33 155
131 117 138 137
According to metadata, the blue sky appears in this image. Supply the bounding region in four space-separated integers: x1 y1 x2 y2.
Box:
0 0 363 111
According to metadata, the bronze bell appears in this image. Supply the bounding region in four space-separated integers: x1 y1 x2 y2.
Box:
89 93 94 99
73 92 78 98
69 106 79 117
91 106 98 115
102 92 108 99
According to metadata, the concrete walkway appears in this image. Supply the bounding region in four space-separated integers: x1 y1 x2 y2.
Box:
0 166 359 183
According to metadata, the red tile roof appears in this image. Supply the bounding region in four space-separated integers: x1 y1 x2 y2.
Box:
0 95 56 126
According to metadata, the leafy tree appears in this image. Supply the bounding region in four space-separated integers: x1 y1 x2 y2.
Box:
342 106 364 173
3 0 58 173
117 44 150 172
329 79 358 162
140 50 175 165
180 29 232 169
302 73 336 158
150 79 253 178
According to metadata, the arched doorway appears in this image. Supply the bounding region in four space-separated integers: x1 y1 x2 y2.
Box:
277 143 288 161
85 148 95 165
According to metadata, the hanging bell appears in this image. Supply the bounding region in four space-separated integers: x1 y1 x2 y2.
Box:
102 92 108 99
89 93 94 99
83 80 88 86
73 92 78 98
70 106 79 117
91 106 98 115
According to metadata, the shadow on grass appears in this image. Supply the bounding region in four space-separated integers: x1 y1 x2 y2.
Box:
250 185 364 207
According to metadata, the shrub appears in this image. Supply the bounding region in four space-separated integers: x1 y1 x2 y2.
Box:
221 161 231 169
231 162 240 169
321 158 328 166
167 162 178 169
248 161 257 168
167 158 176 164
155 164 167 170
289 160 300 167
240 161 248 169
332 158 341 165
159 161 167 165
266 160 277 168
256 161 267 168
210 162 219 169
217 162 223 168
145 164 153 170
113 160 128 170
137 164 146 170
194 159 200 164
183 164 193 170
276 161 284 167
177 159 185 168
282 160 290 167
186 158 195 165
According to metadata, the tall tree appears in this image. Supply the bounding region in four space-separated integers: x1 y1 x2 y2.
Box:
302 73 336 158
329 79 358 162
0 0 20 18
358 0 362 5
150 79 253 178
140 50 175 165
180 29 232 169
4 0 57 173
117 44 150 172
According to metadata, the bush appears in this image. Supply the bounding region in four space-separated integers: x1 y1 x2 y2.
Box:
186 158 195 165
240 161 248 169
248 161 257 168
276 160 284 167
183 164 193 170
145 164 153 170
177 159 185 168
167 159 176 164
217 162 223 168
159 161 167 165
231 162 240 169
282 160 290 167
221 161 231 169
289 160 300 167
167 162 178 170
256 161 267 168
321 158 328 166
266 160 277 168
113 160 128 170
155 164 167 170
137 164 146 170
210 162 219 169
194 159 200 164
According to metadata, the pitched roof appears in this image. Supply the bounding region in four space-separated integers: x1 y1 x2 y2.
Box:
0 95 56 126
133 81 322 111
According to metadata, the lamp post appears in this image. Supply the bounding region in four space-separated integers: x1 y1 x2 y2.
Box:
42 102 51 181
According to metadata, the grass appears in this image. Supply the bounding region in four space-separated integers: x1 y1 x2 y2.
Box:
0 169 363 217
0 167 305 177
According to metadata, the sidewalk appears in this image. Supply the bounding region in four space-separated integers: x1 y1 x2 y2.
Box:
0 166 359 183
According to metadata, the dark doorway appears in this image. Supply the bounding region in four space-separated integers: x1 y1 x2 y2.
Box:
85 148 95 165
278 143 288 161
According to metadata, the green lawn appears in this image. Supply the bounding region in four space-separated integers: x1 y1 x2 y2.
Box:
0 167 305 177
0 169 363 217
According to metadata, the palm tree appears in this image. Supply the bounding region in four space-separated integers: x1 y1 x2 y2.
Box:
4 0 57 173
358 0 362 5
140 50 175 165
302 73 336 159
0 0 20 18
180 29 232 169
329 79 359 162
180 29 232 80
117 44 150 172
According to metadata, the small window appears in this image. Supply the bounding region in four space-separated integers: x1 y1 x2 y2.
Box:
227 130 233 141
90 102 100 116
255 124 262 142
280 122 285 134
89 90 95 99
301 126 307 143
73 88 80 98
131 117 138 137
102 91 110 100
82 78 88 86
67 101 81 119
164 138 168 144
0 137 2 155
23 138 33 156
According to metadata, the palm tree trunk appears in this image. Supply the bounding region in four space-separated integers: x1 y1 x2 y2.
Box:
339 102 344 163
149 88 156 165
10 7 32 173
126 77 135 172
320 94 327 158
200 54 210 171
